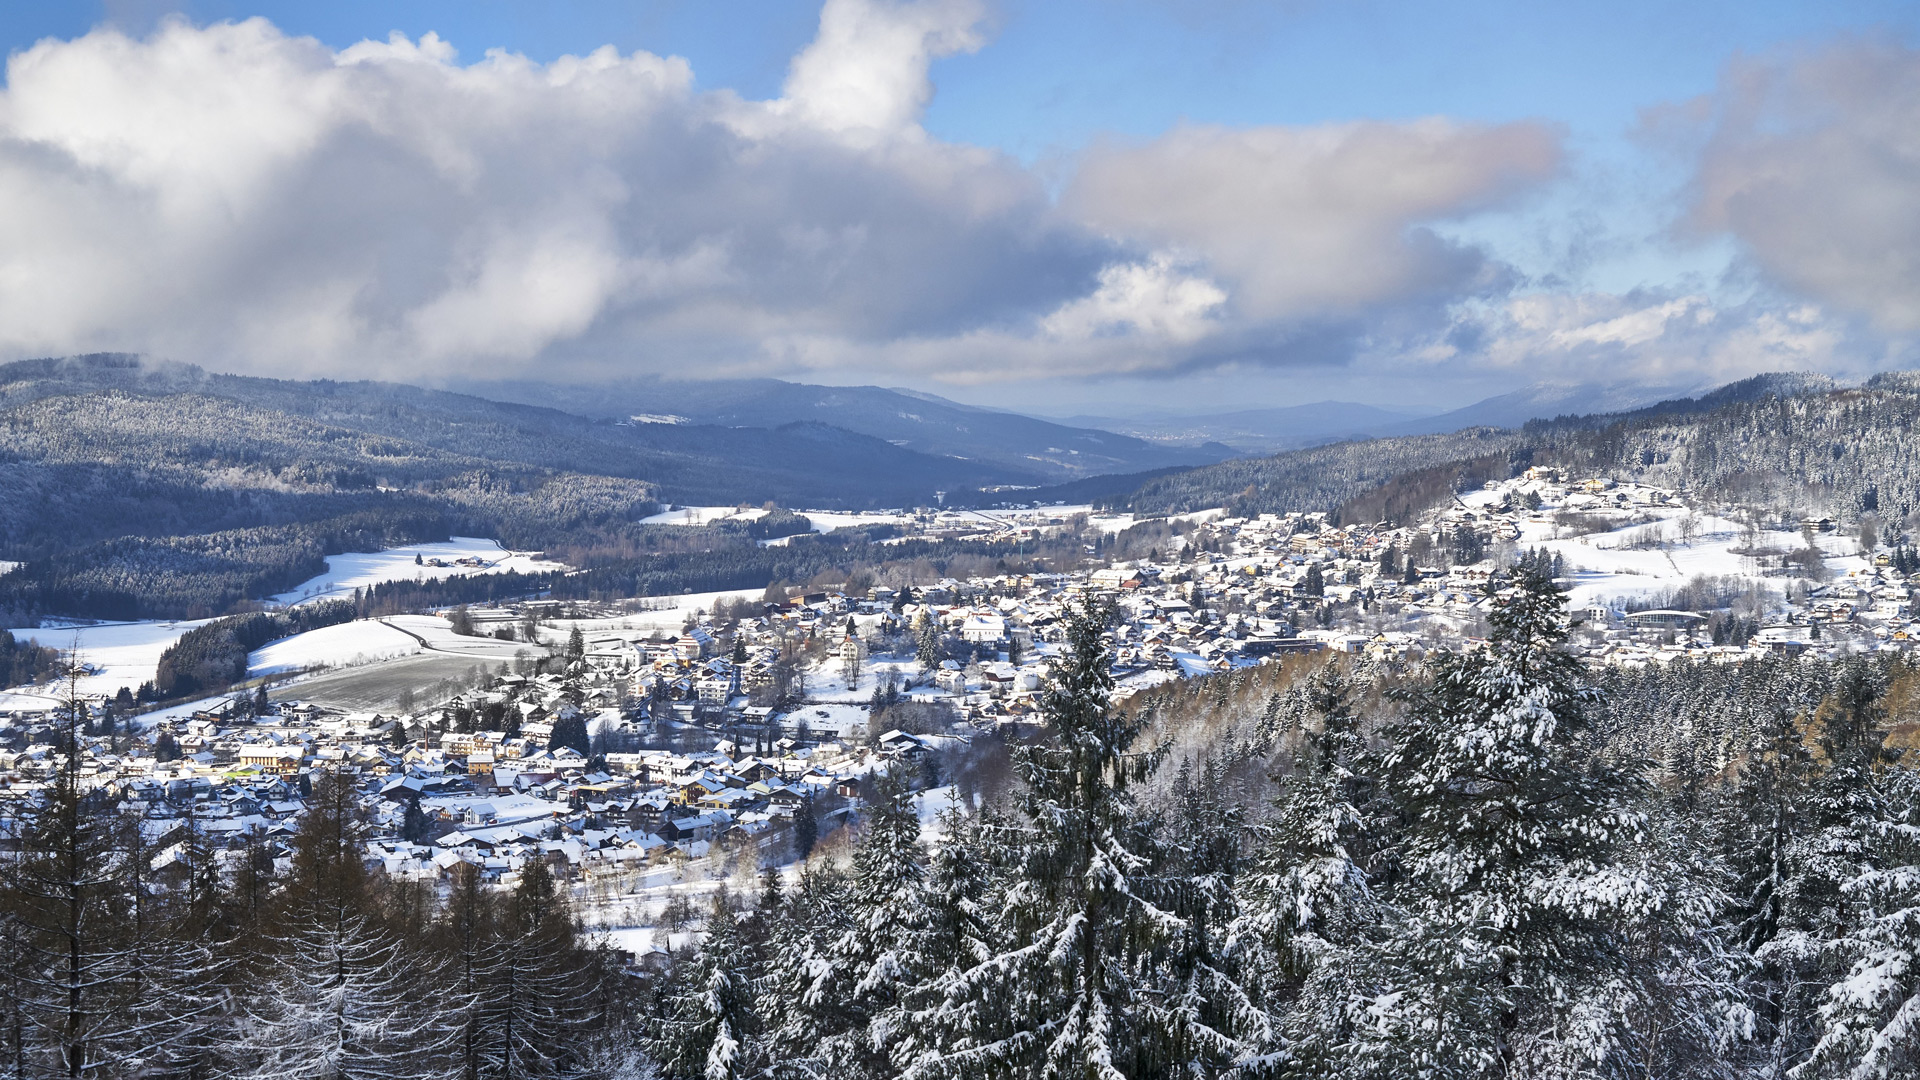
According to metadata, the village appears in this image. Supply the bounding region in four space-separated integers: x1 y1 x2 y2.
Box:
0 468 1912 944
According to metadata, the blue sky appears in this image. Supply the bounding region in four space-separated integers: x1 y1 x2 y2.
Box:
0 1 1914 413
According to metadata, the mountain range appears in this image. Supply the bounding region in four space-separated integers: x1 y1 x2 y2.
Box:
1059 380 1712 454
461 376 1235 480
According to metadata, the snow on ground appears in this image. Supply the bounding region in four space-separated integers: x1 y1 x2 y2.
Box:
251 614 535 687
249 620 423 677
0 618 213 709
639 505 769 526
807 656 929 703
1516 512 1760 608
268 537 565 607
0 561 19 577
798 510 918 532
913 785 961 839
544 589 768 638
1505 503 1871 610
784 702 873 740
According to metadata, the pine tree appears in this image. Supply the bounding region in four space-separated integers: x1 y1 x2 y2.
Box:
1744 657 1911 1076
890 806 999 1076
1232 660 1378 1069
0 664 222 1075
1303 562 1325 598
1795 765 1920 1079
227 769 459 1079
915 611 942 673
1359 564 1657 1079
472 859 594 1078
649 898 762 1080
908 599 1199 1078
782 768 928 1077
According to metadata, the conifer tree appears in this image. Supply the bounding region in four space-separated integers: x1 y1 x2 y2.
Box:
909 599 1202 1078
1796 766 1920 1079
472 858 593 1078
784 768 928 1077
1359 564 1656 1078
915 611 942 673
227 770 459 1079
1232 660 1379 1069
649 898 763 1080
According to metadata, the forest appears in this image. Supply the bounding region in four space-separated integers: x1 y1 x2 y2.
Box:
0 629 60 690
149 601 357 701
1129 370 1920 526
5 573 1917 1077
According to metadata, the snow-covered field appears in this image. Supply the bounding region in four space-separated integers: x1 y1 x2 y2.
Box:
268 537 565 607
1451 486 1866 610
544 589 768 637
0 618 212 709
249 620 424 676
639 505 769 527
0 538 559 710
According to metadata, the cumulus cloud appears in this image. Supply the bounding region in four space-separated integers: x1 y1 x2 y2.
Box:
1068 120 1560 323
1690 40 1920 333
0 1 1569 385
777 0 987 140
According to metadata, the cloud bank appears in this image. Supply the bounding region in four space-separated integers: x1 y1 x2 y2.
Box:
0 2 1908 394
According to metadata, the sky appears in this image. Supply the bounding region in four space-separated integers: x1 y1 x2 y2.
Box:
0 1 1914 416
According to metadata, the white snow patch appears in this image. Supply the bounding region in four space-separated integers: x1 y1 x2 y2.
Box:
249 620 423 676
638 506 770 526
0 619 212 709
269 537 565 608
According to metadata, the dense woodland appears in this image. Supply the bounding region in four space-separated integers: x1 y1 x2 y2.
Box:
5 577 1917 1077
149 601 358 701
0 629 60 690
1132 371 1920 526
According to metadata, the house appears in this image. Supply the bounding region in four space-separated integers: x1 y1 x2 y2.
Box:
238 745 304 776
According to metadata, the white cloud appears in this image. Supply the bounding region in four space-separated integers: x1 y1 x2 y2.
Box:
777 0 987 142
1067 120 1561 322
1422 291 1863 387
0 2 1578 388
1040 258 1226 345
1689 40 1920 334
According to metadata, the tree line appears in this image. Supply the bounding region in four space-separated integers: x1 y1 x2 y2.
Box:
0 629 62 690
0 707 637 1078
150 601 356 700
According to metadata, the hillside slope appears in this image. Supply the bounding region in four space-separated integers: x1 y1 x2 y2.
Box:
466 376 1233 479
1125 371 1907 523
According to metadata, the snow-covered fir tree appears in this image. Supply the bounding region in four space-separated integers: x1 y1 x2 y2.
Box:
650 897 763 1080
1356 564 1663 1079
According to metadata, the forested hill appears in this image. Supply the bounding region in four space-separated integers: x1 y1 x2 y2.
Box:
1122 369 1920 521
0 353 1073 620
467 375 1235 480
0 354 1040 510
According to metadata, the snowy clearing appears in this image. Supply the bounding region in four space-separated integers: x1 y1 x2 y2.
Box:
268 537 565 607
249 620 423 677
639 505 769 526
0 618 212 708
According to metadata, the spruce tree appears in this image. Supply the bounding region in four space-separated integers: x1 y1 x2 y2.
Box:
783 768 928 1077
1232 660 1379 1069
649 898 763 1080
908 599 1200 1078
915 611 942 674
1360 564 1656 1078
